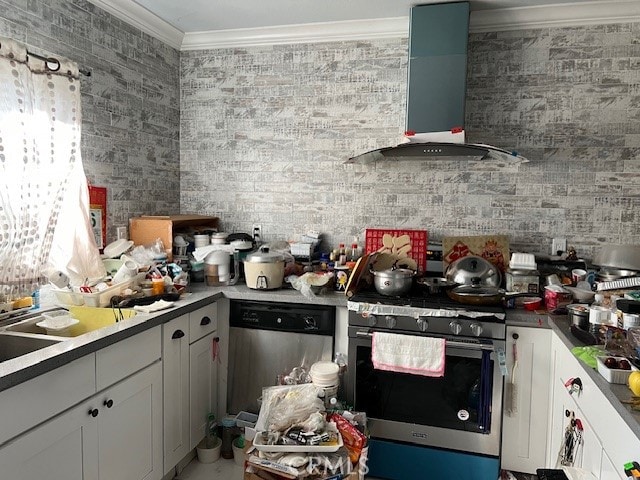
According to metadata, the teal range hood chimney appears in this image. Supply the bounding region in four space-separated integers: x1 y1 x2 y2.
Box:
346 2 528 165
407 1 468 134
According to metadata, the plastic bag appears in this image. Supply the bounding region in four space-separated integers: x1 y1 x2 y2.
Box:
257 384 325 433
47 174 106 287
287 272 334 299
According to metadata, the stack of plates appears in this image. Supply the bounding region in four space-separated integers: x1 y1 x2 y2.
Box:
309 361 340 388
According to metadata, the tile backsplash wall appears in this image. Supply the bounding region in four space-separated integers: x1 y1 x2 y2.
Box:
181 22 640 261
0 0 181 242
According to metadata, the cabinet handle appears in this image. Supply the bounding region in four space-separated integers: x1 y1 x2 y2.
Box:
88 408 99 418
172 329 185 339
103 399 114 408
200 316 211 326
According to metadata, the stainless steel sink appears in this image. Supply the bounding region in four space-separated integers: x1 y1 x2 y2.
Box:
0 333 62 363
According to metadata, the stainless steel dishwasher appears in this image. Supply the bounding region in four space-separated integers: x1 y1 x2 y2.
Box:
227 300 335 415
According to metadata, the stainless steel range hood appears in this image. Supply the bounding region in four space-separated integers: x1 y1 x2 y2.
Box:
347 2 528 165
346 141 528 164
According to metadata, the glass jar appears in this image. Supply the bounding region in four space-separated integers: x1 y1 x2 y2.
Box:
505 268 540 293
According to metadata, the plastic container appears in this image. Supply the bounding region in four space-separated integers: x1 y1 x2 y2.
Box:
234 411 258 428
506 268 540 293
53 279 134 307
509 252 537 270
232 437 245 466
221 416 236 459
596 356 638 384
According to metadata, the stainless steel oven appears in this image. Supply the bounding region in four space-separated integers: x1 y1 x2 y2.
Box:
346 294 506 479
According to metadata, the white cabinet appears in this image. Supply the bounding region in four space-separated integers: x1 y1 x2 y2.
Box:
0 361 162 480
546 332 640 479
501 325 552 474
162 302 218 473
162 314 191 472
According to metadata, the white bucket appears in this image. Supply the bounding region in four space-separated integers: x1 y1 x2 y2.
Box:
196 436 221 463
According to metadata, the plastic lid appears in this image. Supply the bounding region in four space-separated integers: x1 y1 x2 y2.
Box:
221 417 236 427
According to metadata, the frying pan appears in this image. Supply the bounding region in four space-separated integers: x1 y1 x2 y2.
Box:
446 284 535 306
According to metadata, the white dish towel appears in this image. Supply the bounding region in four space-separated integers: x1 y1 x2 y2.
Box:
372 332 445 377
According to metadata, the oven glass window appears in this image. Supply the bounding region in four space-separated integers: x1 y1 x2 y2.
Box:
354 344 492 433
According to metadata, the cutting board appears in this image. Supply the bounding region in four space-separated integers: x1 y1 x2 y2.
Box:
442 235 510 273
345 252 372 298
365 229 428 273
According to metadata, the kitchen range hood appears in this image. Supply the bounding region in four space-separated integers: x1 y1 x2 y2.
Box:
347 2 528 165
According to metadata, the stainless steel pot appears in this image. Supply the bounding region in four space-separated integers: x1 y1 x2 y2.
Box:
567 303 589 330
371 267 415 296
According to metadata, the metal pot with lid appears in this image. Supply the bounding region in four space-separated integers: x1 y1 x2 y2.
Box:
370 264 416 296
445 255 537 306
243 247 285 290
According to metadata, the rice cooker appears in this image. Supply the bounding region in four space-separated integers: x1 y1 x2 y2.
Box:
243 248 285 290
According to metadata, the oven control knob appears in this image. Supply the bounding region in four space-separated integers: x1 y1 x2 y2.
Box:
385 315 397 329
367 314 378 327
470 322 483 337
417 317 429 332
449 320 463 335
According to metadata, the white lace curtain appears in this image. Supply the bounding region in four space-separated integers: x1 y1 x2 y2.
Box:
0 37 103 299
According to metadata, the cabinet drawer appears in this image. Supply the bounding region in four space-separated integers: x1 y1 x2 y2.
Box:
96 326 161 391
189 303 217 344
0 354 96 446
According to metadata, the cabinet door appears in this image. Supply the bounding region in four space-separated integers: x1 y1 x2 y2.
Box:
0 397 99 480
501 326 551 474
98 361 163 480
549 375 602 476
189 333 219 449
162 314 190 473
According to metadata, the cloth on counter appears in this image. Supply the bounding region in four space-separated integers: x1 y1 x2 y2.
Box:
372 331 445 377
133 299 175 313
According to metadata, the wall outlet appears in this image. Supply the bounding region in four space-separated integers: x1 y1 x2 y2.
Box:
252 224 262 242
552 237 566 256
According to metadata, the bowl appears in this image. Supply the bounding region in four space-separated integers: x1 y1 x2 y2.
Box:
522 297 542 311
564 286 596 303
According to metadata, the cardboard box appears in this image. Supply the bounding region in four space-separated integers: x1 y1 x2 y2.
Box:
129 215 219 261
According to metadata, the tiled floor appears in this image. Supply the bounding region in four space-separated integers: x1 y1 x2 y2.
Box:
174 456 244 480
174 456 382 479
174 456 536 480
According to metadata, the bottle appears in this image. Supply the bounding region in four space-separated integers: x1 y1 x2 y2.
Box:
338 243 346 266
589 294 607 338
350 242 361 262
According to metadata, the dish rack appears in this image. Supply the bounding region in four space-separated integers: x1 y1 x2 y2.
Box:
53 279 134 307
595 276 640 291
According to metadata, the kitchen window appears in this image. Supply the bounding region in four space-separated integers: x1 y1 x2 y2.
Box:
0 37 101 299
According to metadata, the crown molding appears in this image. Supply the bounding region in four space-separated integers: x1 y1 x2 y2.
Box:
87 0 184 50
90 0 638 51
181 17 408 50
470 1 640 33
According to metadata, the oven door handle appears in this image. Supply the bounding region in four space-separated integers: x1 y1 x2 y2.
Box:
354 331 495 351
